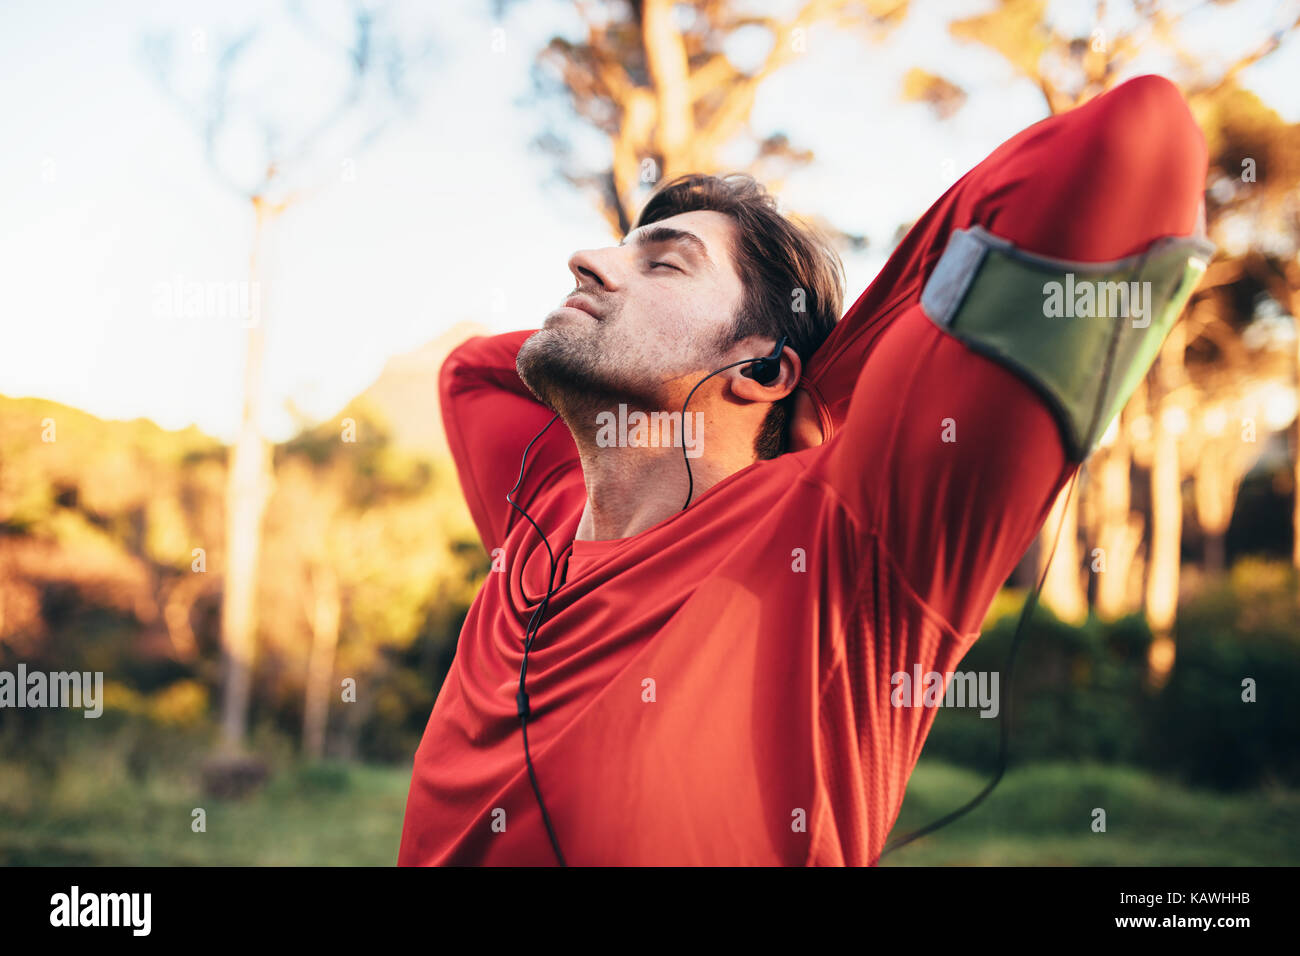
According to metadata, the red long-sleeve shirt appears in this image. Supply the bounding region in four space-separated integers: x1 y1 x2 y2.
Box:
398 74 1205 865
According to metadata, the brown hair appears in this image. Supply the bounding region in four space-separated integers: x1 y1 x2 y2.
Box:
633 173 845 458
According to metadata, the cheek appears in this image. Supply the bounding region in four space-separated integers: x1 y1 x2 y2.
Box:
614 281 729 369
618 288 687 343
657 289 723 346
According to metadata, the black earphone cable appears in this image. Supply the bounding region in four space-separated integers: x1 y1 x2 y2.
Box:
680 335 787 510
876 463 1083 859
506 338 785 865
505 410 567 866
501 301 1138 864
877 245 1152 861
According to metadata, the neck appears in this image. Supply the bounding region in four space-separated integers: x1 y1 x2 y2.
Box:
563 398 762 541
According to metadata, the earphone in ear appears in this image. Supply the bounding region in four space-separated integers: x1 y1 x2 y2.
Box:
679 333 791 510
739 334 789 386
507 330 795 866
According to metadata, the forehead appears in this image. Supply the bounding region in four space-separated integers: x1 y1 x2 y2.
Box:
629 210 738 266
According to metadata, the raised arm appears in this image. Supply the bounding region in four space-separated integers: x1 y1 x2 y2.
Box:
803 74 1210 634
439 330 580 551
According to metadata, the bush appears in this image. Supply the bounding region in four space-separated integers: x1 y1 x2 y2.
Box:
1146 559 1300 789
921 560 1300 790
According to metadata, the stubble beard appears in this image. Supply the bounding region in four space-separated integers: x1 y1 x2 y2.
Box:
516 305 743 438
516 314 644 424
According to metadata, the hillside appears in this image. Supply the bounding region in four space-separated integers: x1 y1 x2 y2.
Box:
340 321 490 457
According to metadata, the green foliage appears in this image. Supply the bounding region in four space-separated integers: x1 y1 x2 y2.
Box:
1146 559 1300 789
925 560 1300 790
1 392 481 761
883 758 1300 866
5 725 1296 865
0 723 407 865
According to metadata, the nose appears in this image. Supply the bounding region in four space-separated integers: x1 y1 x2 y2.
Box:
567 246 621 292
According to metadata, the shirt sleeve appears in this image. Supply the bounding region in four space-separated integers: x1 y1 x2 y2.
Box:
808 304 1071 635
439 330 581 552
800 73 1206 635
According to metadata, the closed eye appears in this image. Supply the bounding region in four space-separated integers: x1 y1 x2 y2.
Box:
649 261 681 271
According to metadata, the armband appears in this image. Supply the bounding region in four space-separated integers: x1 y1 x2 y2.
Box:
920 225 1214 461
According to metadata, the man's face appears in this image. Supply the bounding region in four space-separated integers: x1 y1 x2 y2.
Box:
517 210 748 414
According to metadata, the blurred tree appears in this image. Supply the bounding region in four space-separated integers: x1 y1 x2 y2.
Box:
270 455 347 759
1144 319 1186 678
910 0 1300 676
139 1 436 753
1040 479 1086 625
263 411 482 759
1085 398 1146 619
525 0 897 241
1191 82 1300 573
0 397 223 670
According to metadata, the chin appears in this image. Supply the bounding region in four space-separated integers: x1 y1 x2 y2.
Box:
517 326 643 415
518 326 596 408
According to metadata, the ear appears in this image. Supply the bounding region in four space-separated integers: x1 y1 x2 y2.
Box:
728 346 801 404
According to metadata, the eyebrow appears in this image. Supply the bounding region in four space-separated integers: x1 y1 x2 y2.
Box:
620 225 714 268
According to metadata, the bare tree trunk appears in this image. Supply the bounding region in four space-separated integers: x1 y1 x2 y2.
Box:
1203 530 1226 575
162 573 205 660
1193 398 1262 579
1195 437 1230 577
1093 404 1144 619
219 198 274 753
303 562 341 760
1040 479 1086 623
1294 278 1300 573
643 0 691 174
1145 325 1185 685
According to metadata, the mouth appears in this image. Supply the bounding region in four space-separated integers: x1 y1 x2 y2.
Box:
563 294 602 320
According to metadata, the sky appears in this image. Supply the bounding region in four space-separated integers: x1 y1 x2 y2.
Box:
1 0 1297 443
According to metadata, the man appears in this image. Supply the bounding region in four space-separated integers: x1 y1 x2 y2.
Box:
398 74 1212 865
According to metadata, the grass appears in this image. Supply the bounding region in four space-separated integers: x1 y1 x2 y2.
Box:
880 760 1300 865
0 737 410 865
3 732 1296 865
